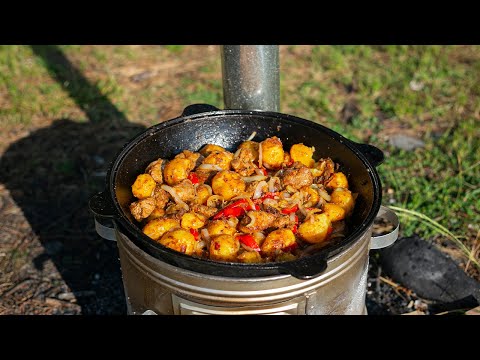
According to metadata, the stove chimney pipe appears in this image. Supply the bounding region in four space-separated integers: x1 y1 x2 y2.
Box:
221 45 280 112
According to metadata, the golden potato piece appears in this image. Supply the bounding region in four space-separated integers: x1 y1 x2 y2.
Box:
132 174 156 199
195 184 211 205
163 158 192 186
300 186 320 208
159 229 196 255
261 229 297 256
261 136 284 170
199 144 225 157
143 218 180 241
145 158 164 183
290 143 315 168
211 170 246 201
298 213 332 244
322 203 346 222
330 188 355 215
238 141 259 159
237 250 262 263
203 150 234 171
209 234 240 262
326 172 349 190
207 220 237 237
181 212 206 229
175 150 201 171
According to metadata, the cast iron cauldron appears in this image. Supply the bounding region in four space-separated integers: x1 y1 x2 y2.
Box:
89 104 398 314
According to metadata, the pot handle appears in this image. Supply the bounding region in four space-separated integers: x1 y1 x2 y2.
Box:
277 253 328 280
182 103 220 117
349 141 385 167
89 190 117 241
370 206 399 249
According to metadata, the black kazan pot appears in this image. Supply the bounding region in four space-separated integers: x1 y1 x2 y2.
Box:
90 104 399 315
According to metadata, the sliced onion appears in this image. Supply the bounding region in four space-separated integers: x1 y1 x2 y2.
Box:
281 191 291 199
268 176 280 193
246 198 256 211
201 228 211 241
227 217 239 228
263 198 278 208
198 163 223 171
298 203 308 217
246 131 257 141
254 168 264 176
161 184 189 210
253 180 268 199
317 187 331 202
253 231 265 241
289 213 296 222
201 183 213 196
234 148 242 158
245 211 256 227
242 175 267 183
258 141 263 168
207 195 224 208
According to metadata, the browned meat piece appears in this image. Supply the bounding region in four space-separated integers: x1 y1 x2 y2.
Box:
271 214 297 229
196 169 216 184
282 165 313 190
172 179 195 203
175 150 202 171
231 147 257 176
238 211 276 233
129 197 156 222
313 158 336 185
153 186 170 209
145 158 164 183
190 204 218 219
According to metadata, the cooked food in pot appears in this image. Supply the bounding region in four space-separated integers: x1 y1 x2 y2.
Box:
128 135 356 263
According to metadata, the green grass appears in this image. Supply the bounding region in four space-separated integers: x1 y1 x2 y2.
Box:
0 45 479 268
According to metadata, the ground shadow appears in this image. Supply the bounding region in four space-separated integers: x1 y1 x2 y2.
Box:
0 45 148 314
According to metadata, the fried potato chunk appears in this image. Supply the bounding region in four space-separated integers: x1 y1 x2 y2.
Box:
300 186 320 208
290 143 315 168
143 218 180 241
261 136 284 170
237 250 262 263
211 170 246 201
163 158 192 186
298 213 332 244
159 229 196 255
330 188 355 215
146 207 166 221
322 203 346 222
199 144 226 157
195 184 211 205
326 172 349 190
203 150 234 171
209 234 240 261
261 229 296 256
132 174 156 199
207 220 237 237
181 212 206 229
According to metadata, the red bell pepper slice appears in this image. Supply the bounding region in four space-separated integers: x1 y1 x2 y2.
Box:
237 234 261 252
188 172 199 184
291 215 299 234
213 199 256 220
190 228 200 240
259 167 268 176
281 204 298 214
